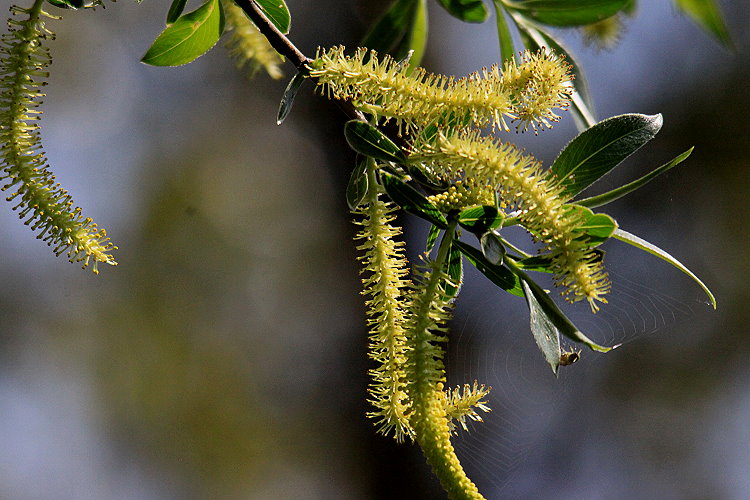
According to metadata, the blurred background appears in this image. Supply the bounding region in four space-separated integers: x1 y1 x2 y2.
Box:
0 0 748 498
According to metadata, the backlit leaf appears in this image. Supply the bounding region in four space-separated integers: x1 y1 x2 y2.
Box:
141 0 225 67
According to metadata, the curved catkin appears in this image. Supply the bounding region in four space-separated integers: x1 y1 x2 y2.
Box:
411 131 610 308
307 46 572 133
405 258 484 500
0 2 116 272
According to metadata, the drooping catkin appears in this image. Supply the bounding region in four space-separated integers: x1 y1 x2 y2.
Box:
355 179 414 441
0 2 116 272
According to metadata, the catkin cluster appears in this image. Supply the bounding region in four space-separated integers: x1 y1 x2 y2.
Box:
0 3 116 272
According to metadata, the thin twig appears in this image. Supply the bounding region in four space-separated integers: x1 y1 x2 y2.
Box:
233 0 366 122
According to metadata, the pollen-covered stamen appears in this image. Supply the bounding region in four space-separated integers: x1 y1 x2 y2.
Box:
500 49 574 133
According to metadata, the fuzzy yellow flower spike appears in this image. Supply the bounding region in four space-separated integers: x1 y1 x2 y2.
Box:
355 161 414 441
222 0 284 80
0 1 116 272
411 131 610 309
308 46 573 133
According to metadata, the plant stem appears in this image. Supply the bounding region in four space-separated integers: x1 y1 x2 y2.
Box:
233 0 366 122
232 0 309 69
407 219 485 500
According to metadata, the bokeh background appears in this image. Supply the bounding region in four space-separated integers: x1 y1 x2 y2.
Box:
1 1 748 498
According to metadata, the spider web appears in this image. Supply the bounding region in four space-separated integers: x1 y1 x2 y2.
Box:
444 242 712 497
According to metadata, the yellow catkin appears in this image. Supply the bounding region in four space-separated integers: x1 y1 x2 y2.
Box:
411 131 610 308
222 0 284 80
0 2 116 272
355 174 414 441
405 257 485 500
308 45 572 133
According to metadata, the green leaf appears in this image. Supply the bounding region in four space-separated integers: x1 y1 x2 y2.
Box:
612 228 716 309
512 13 596 129
577 148 694 208
514 254 554 273
347 157 370 210
403 163 450 191
167 0 189 24
674 0 732 48
141 0 225 67
551 113 663 198
426 224 441 253
396 0 429 70
566 205 617 246
436 0 489 23
455 241 523 297
254 0 291 34
344 121 406 164
457 205 503 234
361 0 418 55
277 71 306 125
381 173 448 228
47 0 85 8
442 241 464 299
492 1 517 64
504 0 627 26
521 280 563 374
480 231 505 265
505 258 617 352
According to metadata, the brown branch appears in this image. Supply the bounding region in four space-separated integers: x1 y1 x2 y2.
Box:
232 0 366 122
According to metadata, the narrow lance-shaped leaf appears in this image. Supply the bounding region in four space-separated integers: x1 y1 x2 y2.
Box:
142 0 225 67
167 0 189 23
344 120 406 164
277 71 306 125
426 224 441 253
521 280 563 374
577 148 694 208
612 228 716 308
505 259 618 352
551 113 663 198
254 0 291 34
360 0 417 55
442 240 463 300
674 0 732 48
381 173 448 228
347 156 370 210
457 205 503 234
396 0 428 70
503 0 627 27
455 241 523 297
436 0 489 23
492 1 516 64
